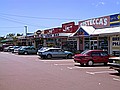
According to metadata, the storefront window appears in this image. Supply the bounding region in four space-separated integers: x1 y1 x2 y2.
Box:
98 37 108 51
66 41 77 53
84 37 98 50
112 36 120 56
90 40 97 50
84 41 90 50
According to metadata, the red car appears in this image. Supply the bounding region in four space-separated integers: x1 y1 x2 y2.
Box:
74 50 110 66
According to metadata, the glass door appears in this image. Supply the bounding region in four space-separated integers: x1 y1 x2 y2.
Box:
90 40 98 50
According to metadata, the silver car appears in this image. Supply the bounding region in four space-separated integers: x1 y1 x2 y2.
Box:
38 47 73 59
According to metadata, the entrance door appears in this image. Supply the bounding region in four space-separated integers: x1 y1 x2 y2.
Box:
90 40 98 50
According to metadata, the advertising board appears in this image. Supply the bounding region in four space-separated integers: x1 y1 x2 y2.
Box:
110 14 120 26
79 16 110 28
79 14 120 28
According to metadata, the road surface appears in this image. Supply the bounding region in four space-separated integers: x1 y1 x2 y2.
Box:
0 52 120 90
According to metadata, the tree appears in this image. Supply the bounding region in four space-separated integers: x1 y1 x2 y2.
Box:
17 33 23 36
0 36 5 43
6 33 15 38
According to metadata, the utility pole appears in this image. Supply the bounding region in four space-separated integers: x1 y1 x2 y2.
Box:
24 25 28 45
118 13 120 60
24 25 28 36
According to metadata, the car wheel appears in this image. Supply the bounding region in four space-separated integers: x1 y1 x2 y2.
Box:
24 51 28 55
67 54 72 59
47 54 52 59
87 60 94 66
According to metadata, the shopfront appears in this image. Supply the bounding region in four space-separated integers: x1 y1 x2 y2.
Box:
66 38 78 53
71 26 120 55
70 13 120 55
42 22 78 51
111 35 120 56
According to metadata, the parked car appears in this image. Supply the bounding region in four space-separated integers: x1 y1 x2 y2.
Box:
3 46 13 52
0 46 3 51
74 50 110 66
9 46 20 52
38 47 73 59
18 46 37 55
109 57 120 74
12 46 22 53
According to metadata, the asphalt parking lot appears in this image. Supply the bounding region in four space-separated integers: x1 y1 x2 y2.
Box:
0 52 120 90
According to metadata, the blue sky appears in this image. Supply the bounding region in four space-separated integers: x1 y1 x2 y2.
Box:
0 0 120 36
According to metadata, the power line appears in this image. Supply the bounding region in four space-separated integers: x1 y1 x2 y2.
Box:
0 26 23 28
0 13 80 20
0 15 49 28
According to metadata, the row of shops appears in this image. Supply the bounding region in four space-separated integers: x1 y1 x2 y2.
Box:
17 13 120 56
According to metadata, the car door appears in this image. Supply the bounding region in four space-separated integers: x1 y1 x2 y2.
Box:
51 49 59 57
91 52 102 63
30 47 36 54
52 49 64 58
26 47 31 54
57 49 66 57
100 51 109 62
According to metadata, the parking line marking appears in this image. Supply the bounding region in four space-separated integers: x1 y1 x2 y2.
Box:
54 63 74 66
86 70 117 75
0 52 9 54
67 66 78 70
40 60 73 62
67 66 109 70
113 78 120 82
86 72 95 75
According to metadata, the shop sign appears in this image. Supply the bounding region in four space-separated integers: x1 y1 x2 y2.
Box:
79 16 110 28
62 22 75 33
44 29 52 34
63 25 72 32
112 36 120 47
43 34 53 38
67 38 77 41
110 14 120 26
52 28 62 34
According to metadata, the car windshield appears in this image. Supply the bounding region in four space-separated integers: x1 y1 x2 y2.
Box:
19 46 26 50
39 47 49 51
81 50 89 55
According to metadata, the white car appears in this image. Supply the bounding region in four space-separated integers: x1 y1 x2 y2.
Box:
38 47 73 59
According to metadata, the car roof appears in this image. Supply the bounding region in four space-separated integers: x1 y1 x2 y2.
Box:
88 50 107 52
49 47 61 49
41 47 61 49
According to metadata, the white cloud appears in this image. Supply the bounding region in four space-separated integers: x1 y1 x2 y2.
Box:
92 1 105 7
96 2 105 6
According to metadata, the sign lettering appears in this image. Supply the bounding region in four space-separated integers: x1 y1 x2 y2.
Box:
79 16 110 28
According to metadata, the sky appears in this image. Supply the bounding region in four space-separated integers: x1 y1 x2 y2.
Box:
0 0 120 37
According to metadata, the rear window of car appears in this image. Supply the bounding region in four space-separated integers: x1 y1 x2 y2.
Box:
81 50 89 55
91 52 100 56
31 47 36 50
100 51 108 56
